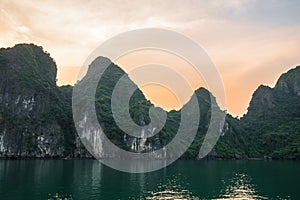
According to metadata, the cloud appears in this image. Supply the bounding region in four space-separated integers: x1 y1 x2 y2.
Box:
0 0 299 116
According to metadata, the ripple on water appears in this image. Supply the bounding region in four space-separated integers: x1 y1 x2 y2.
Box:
143 178 199 200
142 172 273 200
214 173 268 200
48 193 73 200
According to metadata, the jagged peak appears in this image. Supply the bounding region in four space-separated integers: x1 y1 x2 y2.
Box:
0 43 51 58
0 43 57 86
275 65 300 95
275 65 300 86
86 56 125 76
253 85 273 95
90 56 111 65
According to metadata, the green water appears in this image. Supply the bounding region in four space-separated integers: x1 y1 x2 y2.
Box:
0 160 299 199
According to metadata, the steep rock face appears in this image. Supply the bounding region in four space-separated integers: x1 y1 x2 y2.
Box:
73 57 170 158
248 85 275 111
1 43 299 160
0 44 228 159
212 116 247 159
0 44 76 158
275 66 300 96
73 56 225 159
240 66 300 159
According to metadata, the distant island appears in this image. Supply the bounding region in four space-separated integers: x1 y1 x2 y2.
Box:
0 44 299 160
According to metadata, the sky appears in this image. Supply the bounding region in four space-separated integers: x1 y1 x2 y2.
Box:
1 0 300 117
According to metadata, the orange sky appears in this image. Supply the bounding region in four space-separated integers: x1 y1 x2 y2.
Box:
1 0 300 116
115 49 212 111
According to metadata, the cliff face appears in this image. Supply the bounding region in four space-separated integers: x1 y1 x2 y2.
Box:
275 67 300 96
0 43 299 160
0 44 215 159
0 44 79 158
0 45 173 158
240 66 300 159
73 57 175 158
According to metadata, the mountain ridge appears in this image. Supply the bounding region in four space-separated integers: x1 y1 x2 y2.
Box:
0 43 299 160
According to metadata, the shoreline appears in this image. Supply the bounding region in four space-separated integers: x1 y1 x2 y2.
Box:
0 157 298 161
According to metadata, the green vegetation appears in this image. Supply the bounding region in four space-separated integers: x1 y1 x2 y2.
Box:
0 44 75 157
0 43 299 160
239 68 300 159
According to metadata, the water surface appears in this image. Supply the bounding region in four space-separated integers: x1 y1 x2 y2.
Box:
0 160 299 199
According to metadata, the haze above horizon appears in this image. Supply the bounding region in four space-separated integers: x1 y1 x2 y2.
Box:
1 0 300 116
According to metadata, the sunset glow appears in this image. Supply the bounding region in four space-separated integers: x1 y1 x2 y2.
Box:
1 0 300 116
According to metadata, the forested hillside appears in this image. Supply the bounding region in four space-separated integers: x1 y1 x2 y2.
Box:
0 44 299 160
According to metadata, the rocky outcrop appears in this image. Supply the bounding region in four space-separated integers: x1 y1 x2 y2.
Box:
0 44 81 158
1 43 299 160
240 66 300 159
248 85 275 110
275 66 300 96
